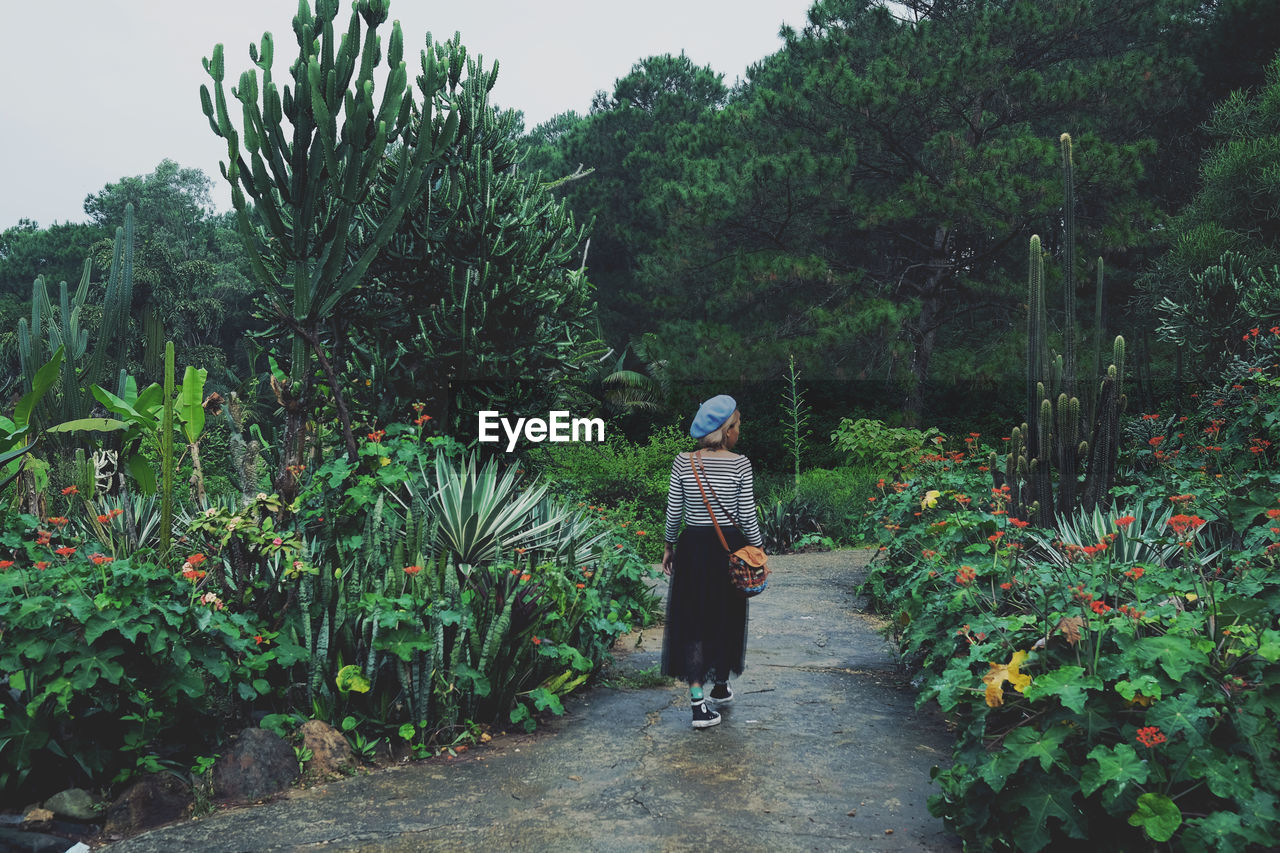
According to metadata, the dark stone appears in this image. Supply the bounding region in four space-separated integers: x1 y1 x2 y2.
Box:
211 727 298 804
298 720 355 780
104 773 191 838
0 826 78 853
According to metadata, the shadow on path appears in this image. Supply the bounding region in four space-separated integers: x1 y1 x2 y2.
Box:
102 549 960 852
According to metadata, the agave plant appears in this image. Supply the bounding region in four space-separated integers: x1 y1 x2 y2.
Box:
757 495 822 553
429 451 565 566
1024 498 1223 569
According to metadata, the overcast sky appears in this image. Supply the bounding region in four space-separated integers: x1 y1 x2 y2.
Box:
0 0 817 230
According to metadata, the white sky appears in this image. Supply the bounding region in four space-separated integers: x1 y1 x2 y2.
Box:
0 0 816 229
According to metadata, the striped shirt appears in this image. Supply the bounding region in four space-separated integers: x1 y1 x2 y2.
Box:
664 452 763 547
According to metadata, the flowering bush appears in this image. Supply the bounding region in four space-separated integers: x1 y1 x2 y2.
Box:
0 512 301 805
859 330 1280 850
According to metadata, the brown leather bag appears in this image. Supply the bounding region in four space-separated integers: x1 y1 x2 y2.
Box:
689 451 770 597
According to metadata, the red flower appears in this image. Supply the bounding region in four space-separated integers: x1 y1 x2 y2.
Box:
403 565 423 576
96 514 111 524
187 553 207 567
1136 726 1167 748
1124 566 1145 580
955 565 976 585
531 636 543 646
61 485 78 495
0 560 13 569
46 516 69 527
1010 518 1029 529
1090 599 1112 614
89 553 113 566
1266 508 1280 520
1115 515 1136 529
1168 514 1207 536
54 546 76 557
1148 436 1165 447
520 573 532 582
34 561 49 570
366 429 386 443
182 568 207 581
254 634 264 646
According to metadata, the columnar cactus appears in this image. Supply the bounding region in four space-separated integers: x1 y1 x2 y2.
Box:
1006 135 1126 525
200 0 458 499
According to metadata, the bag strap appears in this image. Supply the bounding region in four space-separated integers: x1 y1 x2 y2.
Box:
688 451 732 554
691 451 743 528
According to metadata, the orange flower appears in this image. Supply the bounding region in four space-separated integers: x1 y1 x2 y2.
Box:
403 565 423 576
46 516 69 527
96 514 111 524
35 561 49 570
1168 514 1206 536
0 560 13 569
89 553 113 566
54 546 76 557
1009 518 1029 529
109 508 123 518
1115 515 1136 529
576 583 586 589
955 565 976 585
366 429 385 442
61 485 78 495
1136 726 1167 748
531 636 543 645
254 634 264 646
187 553 207 567
182 568 207 581
520 573 532 582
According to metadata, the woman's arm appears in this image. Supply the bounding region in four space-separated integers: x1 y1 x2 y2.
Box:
663 454 685 567
738 458 764 548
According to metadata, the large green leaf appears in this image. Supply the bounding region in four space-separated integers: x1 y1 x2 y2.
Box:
44 418 129 434
1081 743 1150 799
1024 665 1102 714
177 366 208 444
13 346 64 429
1129 793 1181 842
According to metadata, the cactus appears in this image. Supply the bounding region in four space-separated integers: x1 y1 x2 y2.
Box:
17 205 137 428
200 0 460 498
1005 135 1126 525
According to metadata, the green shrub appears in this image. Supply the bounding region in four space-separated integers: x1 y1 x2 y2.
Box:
830 417 942 472
792 465 882 544
0 513 298 804
532 424 689 519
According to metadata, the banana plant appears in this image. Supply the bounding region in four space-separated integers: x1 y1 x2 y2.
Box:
0 347 65 494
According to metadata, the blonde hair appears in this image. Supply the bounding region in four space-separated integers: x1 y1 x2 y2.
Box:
696 411 739 450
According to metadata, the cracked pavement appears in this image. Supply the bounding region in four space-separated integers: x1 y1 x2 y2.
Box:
101 549 960 852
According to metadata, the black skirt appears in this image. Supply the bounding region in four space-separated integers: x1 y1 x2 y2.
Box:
661 525 749 684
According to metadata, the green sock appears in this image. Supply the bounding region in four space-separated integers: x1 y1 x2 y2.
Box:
690 686 704 701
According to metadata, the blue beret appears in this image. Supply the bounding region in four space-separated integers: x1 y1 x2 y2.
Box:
690 395 737 438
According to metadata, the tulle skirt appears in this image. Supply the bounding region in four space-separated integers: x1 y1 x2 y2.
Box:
660 525 749 684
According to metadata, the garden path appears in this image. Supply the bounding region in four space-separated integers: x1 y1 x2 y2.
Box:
101 549 960 852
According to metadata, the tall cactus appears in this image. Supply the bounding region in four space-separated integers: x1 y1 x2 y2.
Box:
1006 135 1126 525
17 205 137 427
200 0 459 502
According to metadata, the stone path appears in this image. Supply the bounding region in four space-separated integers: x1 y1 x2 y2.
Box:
101 549 960 852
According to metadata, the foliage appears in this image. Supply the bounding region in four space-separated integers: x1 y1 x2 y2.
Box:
0 512 297 804
858 322 1280 850
791 465 882 545
830 417 941 473
201 0 459 493
348 35 598 435
756 494 822 553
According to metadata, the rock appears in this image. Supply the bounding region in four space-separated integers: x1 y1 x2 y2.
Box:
211 727 299 803
298 720 355 780
104 772 192 837
43 788 99 822
19 807 53 828
0 827 77 853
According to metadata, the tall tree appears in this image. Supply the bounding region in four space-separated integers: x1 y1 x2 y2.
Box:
347 35 598 435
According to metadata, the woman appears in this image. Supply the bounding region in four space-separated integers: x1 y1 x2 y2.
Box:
661 394 764 729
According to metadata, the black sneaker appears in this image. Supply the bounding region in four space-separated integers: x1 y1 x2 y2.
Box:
691 699 721 729
709 683 734 706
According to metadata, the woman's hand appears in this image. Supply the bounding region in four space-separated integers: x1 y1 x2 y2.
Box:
662 543 675 576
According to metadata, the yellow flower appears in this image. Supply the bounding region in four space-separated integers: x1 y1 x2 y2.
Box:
921 489 941 510
982 650 1032 707
379 457 391 466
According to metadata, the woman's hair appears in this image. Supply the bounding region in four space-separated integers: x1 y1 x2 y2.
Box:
696 411 739 450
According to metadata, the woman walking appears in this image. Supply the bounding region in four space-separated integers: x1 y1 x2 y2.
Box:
661 395 764 729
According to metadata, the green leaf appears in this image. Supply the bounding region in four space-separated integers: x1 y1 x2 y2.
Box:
44 418 129 434
335 664 371 694
127 453 157 494
398 722 416 741
1187 751 1254 801
1128 792 1182 842
1148 693 1215 747
1010 775 1084 852
177 366 208 444
1115 675 1162 703
529 686 565 715
13 347 64 429
1081 743 1150 798
1126 635 1208 681
1003 724 1071 772
1023 665 1102 714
